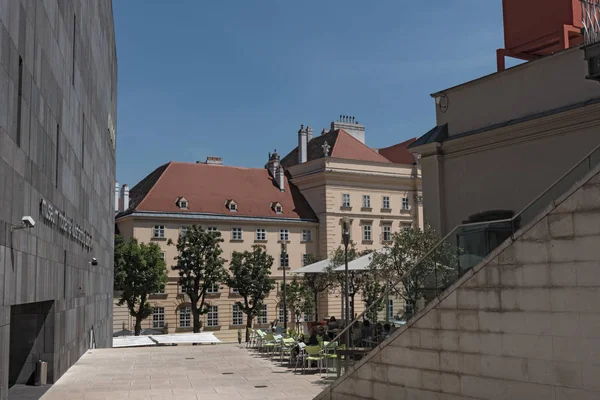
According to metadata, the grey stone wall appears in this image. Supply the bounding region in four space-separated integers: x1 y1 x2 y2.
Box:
316 166 600 400
0 0 117 398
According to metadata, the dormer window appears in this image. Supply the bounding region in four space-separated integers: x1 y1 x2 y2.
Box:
176 197 188 210
226 200 238 212
271 202 283 214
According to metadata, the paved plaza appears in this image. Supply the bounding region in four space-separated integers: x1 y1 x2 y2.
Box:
39 344 329 400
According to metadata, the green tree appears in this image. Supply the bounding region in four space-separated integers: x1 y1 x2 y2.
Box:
168 225 227 333
362 278 386 322
278 277 315 329
370 224 458 319
327 245 372 320
227 245 276 341
302 254 332 322
114 235 168 336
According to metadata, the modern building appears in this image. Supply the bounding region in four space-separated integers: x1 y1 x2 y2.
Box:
0 1 117 397
114 117 421 341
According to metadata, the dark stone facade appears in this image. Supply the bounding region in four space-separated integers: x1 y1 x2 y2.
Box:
0 1 117 397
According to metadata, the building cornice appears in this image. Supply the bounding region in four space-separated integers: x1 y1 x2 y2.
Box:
116 211 319 225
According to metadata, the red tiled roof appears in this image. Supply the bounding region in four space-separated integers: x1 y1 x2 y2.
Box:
378 138 418 164
331 129 391 163
122 162 317 220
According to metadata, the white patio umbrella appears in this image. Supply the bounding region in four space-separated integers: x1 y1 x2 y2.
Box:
289 258 332 274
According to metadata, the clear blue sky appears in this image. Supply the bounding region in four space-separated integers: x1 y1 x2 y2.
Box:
114 1 517 186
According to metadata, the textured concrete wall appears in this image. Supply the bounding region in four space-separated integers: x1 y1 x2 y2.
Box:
316 166 600 400
0 0 117 398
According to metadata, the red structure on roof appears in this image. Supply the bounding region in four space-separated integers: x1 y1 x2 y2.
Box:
496 0 584 72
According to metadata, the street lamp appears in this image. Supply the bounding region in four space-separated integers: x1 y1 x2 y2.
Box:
281 241 288 331
341 216 351 347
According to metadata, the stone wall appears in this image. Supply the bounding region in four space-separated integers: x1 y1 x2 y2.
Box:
0 1 117 398
316 166 600 400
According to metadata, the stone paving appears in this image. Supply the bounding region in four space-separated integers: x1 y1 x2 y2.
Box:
40 344 330 400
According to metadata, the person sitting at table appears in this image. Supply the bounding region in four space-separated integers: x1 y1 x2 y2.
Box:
327 316 339 336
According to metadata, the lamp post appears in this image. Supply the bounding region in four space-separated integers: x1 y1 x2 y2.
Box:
281 241 288 330
341 217 351 347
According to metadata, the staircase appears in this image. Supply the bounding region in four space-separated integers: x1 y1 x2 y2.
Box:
316 144 600 400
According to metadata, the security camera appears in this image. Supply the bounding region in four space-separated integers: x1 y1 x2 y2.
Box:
91 258 98 266
21 216 35 228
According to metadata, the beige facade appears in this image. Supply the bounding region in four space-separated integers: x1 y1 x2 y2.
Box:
115 215 319 341
413 47 600 235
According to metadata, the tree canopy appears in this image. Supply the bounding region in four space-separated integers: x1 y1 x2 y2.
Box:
114 235 168 335
168 225 227 333
226 245 275 341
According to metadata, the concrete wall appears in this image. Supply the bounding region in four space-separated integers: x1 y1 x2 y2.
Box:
0 0 116 397
316 166 600 399
435 47 600 137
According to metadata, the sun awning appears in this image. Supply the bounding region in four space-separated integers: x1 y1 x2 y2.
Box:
290 258 332 274
333 248 389 272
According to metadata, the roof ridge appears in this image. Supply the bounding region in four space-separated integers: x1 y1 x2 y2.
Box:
135 161 173 211
334 129 391 162
170 161 265 171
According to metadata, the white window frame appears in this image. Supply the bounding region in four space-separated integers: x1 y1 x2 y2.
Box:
303 310 314 322
206 284 219 294
229 202 237 212
152 307 165 328
279 229 289 242
382 225 392 242
257 304 268 324
207 305 219 327
161 252 166 261
180 226 188 237
363 224 372 241
179 306 191 328
179 200 188 209
302 229 312 242
342 193 351 207
232 227 243 240
302 254 311 266
230 287 240 295
207 226 218 233
278 306 288 324
280 252 289 269
232 304 244 326
402 197 410 210
387 299 394 320
275 204 283 214
153 225 165 238
255 228 266 241
382 196 390 209
362 195 371 208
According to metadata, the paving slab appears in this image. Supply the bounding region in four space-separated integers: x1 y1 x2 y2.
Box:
40 344 330 400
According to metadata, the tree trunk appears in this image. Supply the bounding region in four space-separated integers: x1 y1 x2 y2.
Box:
245 314 253 342
314 291 318 322
192 305 201 333
134 316 142 336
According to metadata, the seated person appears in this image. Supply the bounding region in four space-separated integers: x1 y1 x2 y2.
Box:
361 320 373 342
383 323 392 338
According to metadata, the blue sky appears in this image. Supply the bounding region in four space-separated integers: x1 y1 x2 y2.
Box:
114 1 516 186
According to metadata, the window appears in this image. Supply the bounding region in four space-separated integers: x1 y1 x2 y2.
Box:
231 287 240 295
179 307 191 328
342 193 351 207
363 224 372 241
258 304 268 324
180 226 188 237
402 197 410 210
302 229 312 242
402 224 411 233
153 225 165 238
228 202 237 212
280 253 289 269
161 252 166 261
206 284 219 294
152 307 165 328
153 285 165 294
207 306 219 327
362 195 371 208
232 228 243 240
382 196 390 209
382 225 392 242
279 229 289 241
232 304 244 325
207 226 218 233
278 306 288 324
178 283 188 295
179 200 188 209
275 205 283 214
387 300 394 320
302 254 311 266
256 228 266 241
303 310 314 322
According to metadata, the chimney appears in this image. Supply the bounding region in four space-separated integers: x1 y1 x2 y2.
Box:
119 184 129 211
306 126 313 142
265 149 280 178
275 165 285 192
298 125 307 164
205 156 223 165
114 182 120 212
331 114 365 143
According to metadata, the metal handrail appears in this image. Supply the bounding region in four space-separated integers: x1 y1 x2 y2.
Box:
325 140 600 356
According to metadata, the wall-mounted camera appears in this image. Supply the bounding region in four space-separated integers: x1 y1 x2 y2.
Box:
91 258 98 266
